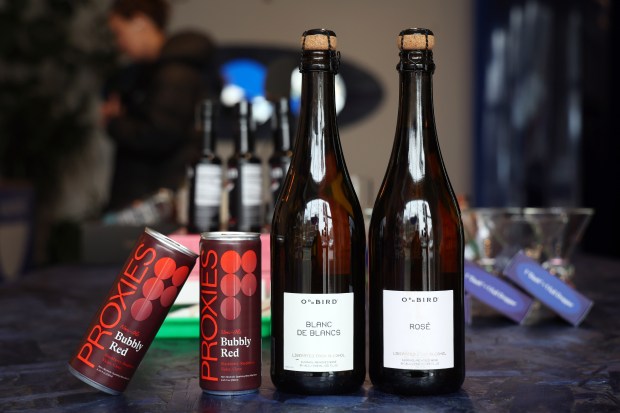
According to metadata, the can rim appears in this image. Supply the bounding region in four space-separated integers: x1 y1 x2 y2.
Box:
200 231 261 241
145 227 199 258
68 364 121 395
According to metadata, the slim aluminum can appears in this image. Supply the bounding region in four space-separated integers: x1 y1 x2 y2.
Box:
68 227 198 395
199 232 261 395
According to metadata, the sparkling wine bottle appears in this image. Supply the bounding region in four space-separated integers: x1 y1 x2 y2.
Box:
368 28 465 395
188 99 222 233
270 29 366 395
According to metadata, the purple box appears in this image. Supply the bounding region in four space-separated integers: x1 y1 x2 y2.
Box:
464 292 472 325
503 252 593 326
465 260 534 323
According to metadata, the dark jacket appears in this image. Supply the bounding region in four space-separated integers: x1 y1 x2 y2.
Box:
105 31 216 212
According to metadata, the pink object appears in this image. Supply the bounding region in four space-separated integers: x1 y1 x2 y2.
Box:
260 234 271 317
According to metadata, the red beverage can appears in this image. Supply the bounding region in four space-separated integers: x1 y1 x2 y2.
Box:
68 227 198 395
199 232 261 395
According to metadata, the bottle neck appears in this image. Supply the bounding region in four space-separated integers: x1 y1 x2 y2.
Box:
294 66 341 182
272 103 292 152
235 113 254 154
396 67 438 180
201 115 216 156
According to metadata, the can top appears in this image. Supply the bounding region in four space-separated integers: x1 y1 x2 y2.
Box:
397 28 435 51
201 231 261 241
145 227 198 258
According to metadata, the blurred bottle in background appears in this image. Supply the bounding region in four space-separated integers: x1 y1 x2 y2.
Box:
187 99 222 233
226 101 263 232
266 97 294 229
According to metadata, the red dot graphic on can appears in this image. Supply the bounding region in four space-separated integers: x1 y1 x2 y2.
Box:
155 257 176 279
142 277 164 300
221 296 241 320
241 250 257 273
172 266 189 287
221 251 241 274
221 273 241 296
241 273 257 296
160 285 178 307
131 298 153 321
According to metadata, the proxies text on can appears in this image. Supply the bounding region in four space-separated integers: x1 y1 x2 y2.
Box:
200 232 261 394
68 228 198 394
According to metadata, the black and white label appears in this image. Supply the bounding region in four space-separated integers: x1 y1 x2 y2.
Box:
383 290 454 370
241 164 262 206
195 164 222 207
283 292 353 372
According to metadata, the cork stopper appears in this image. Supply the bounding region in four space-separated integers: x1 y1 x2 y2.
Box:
397 28 435 51
301 28 337 51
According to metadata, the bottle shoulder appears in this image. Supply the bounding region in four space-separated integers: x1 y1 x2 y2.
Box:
273 173 364 231
371 175 461 227
227 153 261 165
196 155 222 166
269 152 293 166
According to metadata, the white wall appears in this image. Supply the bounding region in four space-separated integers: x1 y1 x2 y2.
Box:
169 0 473 208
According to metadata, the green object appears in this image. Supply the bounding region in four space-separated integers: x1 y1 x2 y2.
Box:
156 309 271 339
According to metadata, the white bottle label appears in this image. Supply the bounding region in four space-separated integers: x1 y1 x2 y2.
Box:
241 164 262 206
283 292 354 372
383 290 454 370
195 164 222 207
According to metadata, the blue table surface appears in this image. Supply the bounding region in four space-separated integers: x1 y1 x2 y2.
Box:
1 254 619 412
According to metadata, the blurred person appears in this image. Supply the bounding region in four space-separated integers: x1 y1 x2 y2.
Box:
101 0 218 225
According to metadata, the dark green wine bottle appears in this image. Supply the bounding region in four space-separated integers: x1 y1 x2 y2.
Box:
369 28 465 395
270 29 366 395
